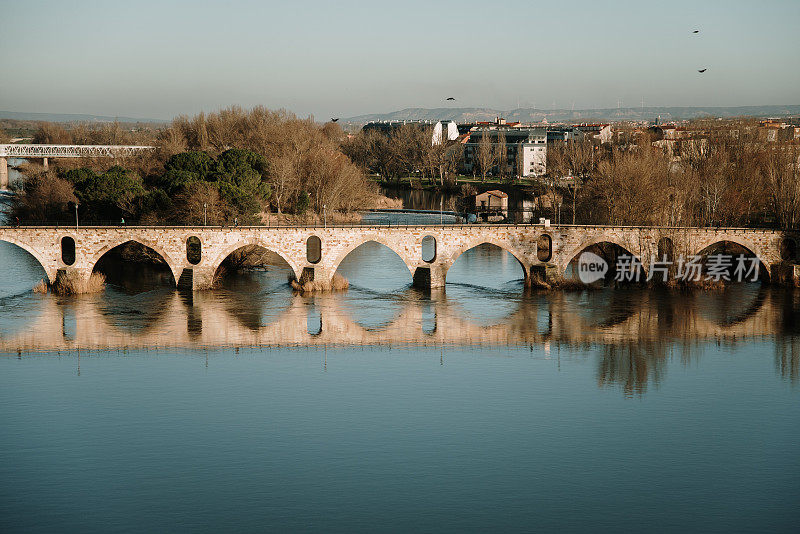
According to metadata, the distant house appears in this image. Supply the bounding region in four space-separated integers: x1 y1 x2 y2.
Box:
574 123 613 143
475 189 508 219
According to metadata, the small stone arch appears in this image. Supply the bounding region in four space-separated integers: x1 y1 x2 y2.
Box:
89 238 181 284
208 240 303 283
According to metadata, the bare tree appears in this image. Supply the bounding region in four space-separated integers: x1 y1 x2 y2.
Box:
475 129 496 182
494 130 507 179
764 144 800 229
269 154 299 215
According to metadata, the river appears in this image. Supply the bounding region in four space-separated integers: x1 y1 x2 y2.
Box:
1 210 799 531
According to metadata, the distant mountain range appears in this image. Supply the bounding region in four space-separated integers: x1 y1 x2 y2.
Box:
0 111 167 123
3 105 799 127
343 105 800 125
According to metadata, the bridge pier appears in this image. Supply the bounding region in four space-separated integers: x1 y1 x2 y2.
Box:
177 266 217 291
412 263 448 289
529 263 559 287
0 157 7 190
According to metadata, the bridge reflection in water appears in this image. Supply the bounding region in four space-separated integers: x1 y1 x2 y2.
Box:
1 284 798 393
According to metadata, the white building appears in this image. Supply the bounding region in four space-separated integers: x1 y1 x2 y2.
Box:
463 125 547 177
431 121 460 145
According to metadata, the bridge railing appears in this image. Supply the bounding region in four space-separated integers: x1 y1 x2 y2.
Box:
0 219 793 232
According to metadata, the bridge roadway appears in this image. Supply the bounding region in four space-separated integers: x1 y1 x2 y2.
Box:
0 286 789 354
0 144 154 189
0 224 798 289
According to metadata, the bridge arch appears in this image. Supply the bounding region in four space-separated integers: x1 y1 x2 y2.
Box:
328 236 417 281
89 238 181 284
0 235 56 283
691 234 768 264
693 238 770 283
444 237 529 283
560 237 648 280
208 240 302 283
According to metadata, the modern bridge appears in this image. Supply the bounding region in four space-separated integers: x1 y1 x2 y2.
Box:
0 224 797 290
0 144 154 188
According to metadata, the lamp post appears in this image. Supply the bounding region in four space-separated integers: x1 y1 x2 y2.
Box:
323 204 327 229
74 203 79 230
203 203 207 226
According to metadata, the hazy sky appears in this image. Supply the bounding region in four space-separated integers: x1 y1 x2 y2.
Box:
1 0 798 120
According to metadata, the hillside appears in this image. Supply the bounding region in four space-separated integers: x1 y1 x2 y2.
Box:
343 105 800 125
0 111 167 123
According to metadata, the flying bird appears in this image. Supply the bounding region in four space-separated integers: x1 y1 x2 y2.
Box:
698 68 707 73
330 118 339 122
446 97 456 101
692 30 700 33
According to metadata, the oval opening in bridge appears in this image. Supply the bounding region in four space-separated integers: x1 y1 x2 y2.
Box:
780 237 797 262
421 235 436 263
61 236 76 266
186 236 201 265
307 236 322 264
657 237 675 262
307 304 322 336
422 302 436 335
536 234 552 262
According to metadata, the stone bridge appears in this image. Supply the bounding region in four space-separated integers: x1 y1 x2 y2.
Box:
0 224 798 289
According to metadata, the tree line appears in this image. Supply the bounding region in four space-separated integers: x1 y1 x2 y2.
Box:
5 114 799 229
341 125 464 185
546 122 799 229
8 107 379 224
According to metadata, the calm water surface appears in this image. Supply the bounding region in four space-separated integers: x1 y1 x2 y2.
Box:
1 224 799 532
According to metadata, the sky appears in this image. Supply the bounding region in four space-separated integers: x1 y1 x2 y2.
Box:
1 0 798 120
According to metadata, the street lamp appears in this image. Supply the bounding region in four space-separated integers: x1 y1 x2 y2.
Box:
323 204 327 229
203 203 207 226
74 203 79 230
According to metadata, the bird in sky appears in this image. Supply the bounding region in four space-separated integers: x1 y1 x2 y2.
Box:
446 97 456 101
330 118 339 122
698 68 707 73
693 30 700 33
